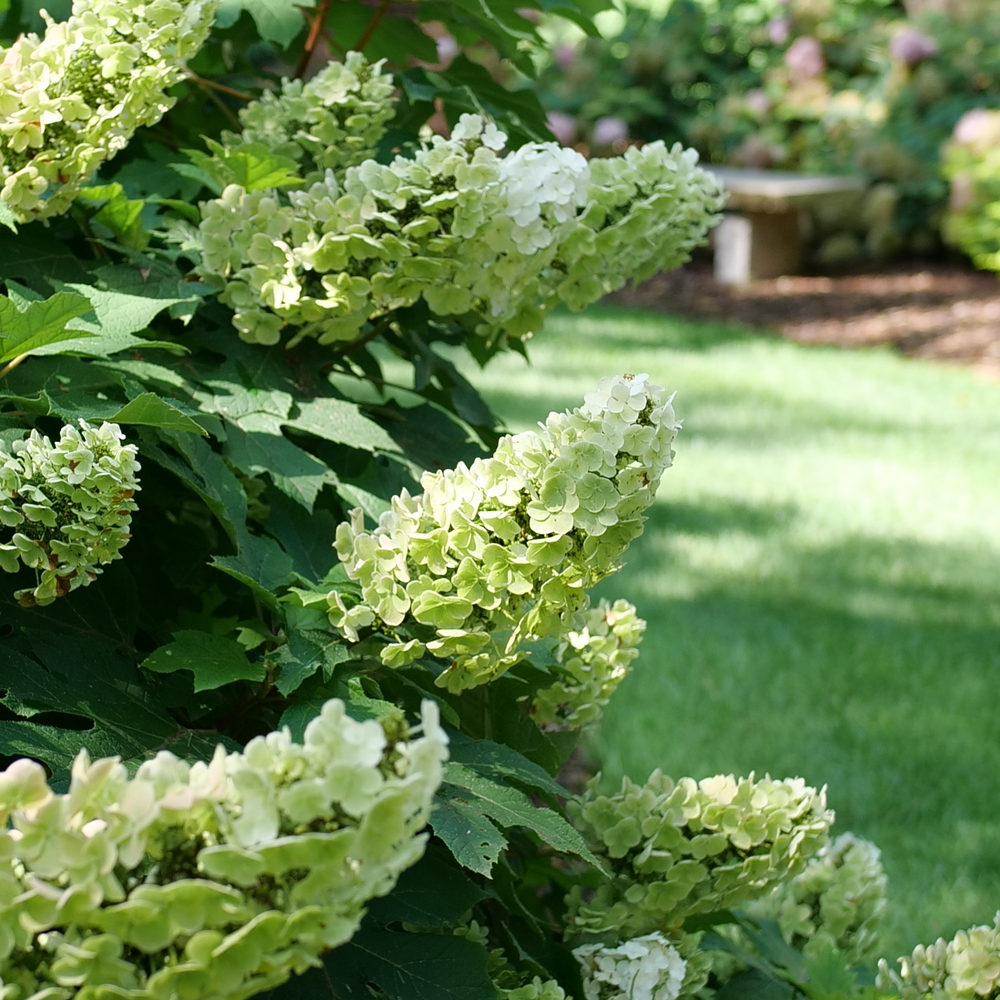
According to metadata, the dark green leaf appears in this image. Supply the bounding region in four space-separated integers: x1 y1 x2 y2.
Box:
141 630 265 692
0 226 89 291
273 612 350 696
716 970 797 1000
431 789 507 877
447 733 568 799
112 392 207 436
286 395 400 453
211 531 295 606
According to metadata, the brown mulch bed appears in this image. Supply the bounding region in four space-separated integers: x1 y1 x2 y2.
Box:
608 257 1000 378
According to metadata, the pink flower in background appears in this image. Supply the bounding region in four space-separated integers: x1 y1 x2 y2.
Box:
785 36 825 82
889 27 938 65
435 34 458 66
953 108 993 145
546 111 577 146
767 17 791 45
745 88 771 115
555 44 577 69
592 116 628 146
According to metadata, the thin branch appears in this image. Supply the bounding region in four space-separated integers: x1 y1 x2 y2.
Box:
194 80 244 130
355 0 391 53
0 353 30 380
294 0 334 79
182 69 254 102
336 318 392 358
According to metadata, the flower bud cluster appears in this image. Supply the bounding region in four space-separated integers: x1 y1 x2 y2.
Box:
224 51 396 178
532 598 646 729
568 770 833 938
746 832 886 965
195 56 723 349
0 698 448 1000
877 913 1000 1000
574 932 687 1000
0 420 140 607
0 0 218 220
326 374 678 693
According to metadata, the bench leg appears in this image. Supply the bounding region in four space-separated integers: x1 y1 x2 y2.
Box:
714 211 802 284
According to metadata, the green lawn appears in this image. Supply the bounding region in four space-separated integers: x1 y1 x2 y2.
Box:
464 305 1000 966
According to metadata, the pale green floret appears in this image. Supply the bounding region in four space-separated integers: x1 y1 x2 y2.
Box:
0 420 140 607
878 912 1000 1000
746 832 887 965
503 977 569 1000
533 598 645 729
224 51 397 177
568 770 834 938
195 57 724 348
575 931 688 1000
326 374 678 693
0 698 448 1000
0 0 219 220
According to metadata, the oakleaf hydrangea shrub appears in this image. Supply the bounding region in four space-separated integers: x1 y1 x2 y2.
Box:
222 52 397 179
0 698 447 1000
568 770 834 938
0 0 218 219
574 932 687 1000
878 912 1000 1000
195 59 724 347
0 420 140 607
532 598 645 729
746 832 887 965
323 373 677 694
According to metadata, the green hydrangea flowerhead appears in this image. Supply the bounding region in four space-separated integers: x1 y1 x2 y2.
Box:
568 770 833 938
746 831 887 965
0 420 140 607
502 977 569 1000
196 57 724 349
878 912 1000 1000
574 931 688 1000
532 598 645 729
224 51 396 178
325 373 678 693
0 698 448 1000
0 0 218 220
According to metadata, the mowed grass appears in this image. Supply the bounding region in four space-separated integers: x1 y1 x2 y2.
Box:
463 305 1000 965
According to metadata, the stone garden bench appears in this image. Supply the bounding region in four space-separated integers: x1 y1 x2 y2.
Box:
706 167 865 284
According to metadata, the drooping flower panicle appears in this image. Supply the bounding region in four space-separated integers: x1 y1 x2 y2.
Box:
0 0 219 220
0 699 447 1000
568 770 833 938
0 420 140 607
326 374 677 693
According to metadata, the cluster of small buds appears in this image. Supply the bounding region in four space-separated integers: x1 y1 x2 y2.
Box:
746 832 887 965
223 51 397 178
877 913 1000 1000
0 420 140 607
0 698 448 1000
195 52 723 349
568 770 833 938
0 0 218 220
575 932 687 1000
325 374 678 693
532 598 646 729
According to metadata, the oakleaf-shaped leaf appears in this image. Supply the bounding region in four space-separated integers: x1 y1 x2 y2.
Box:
0 290 95 363
141 630 265 692
112 392 206 435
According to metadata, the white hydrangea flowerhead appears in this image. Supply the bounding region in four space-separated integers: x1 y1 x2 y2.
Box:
226 51 397 177
747 832 887 965
195 61 724 350
878 912 1000 1000
0 420 140 606
325 374 677 693
575 932 687 1000
568 770 833 938
0 698 447 1000
0 0 218 220
533 598 645 729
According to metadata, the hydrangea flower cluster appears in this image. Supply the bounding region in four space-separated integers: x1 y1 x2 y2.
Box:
0 698 448 1000
877 913 1000 1000
223 52 396 178
568 770 833 938
574 932 687 1000
746 832 887 965
196 56 723 348
0 420 140 607
532 598 646 729
0 0 218 220
325 374 678 693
